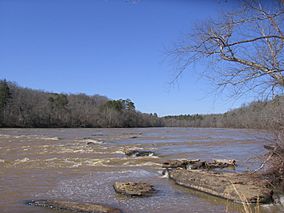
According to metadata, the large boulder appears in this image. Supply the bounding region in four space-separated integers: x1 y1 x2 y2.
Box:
113 182 155 196
169 169 273 204
26 200 122 213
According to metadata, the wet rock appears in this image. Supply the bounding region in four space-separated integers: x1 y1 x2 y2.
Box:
161 169 169 177
122 132 142 139
124 149 155 157
169 169 273 204
162 159 200 169
213 159 236 166
113 182 155 196
163 159 236 171
26 199 122 213
264 144 277 150
188 161 206 170
87 141 100 146
205 159 236 169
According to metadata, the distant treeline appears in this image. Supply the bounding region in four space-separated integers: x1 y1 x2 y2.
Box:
0 79 283 129
163 96 284 130
0 80 162 128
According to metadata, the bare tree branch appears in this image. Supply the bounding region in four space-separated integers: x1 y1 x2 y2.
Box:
170 0 284 97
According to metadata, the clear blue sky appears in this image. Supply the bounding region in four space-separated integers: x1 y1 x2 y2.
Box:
0 0 254 116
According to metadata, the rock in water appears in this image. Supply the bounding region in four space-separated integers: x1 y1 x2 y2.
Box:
113 182 155 196
212 159 236 166
124 149 155 157
162 159 236 170
169 169 273 204
188 161 207 170
162 159 200 169
26 200 122 213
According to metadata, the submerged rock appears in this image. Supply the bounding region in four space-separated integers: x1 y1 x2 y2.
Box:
26 200 122 213
169 169 273 204
124 149 155 157
113 182 155 196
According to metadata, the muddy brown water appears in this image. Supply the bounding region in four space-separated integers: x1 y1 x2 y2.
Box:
0 128 282 213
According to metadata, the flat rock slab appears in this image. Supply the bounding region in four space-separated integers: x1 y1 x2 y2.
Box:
113 182 155 196
169 169 273 204
26 200 122 213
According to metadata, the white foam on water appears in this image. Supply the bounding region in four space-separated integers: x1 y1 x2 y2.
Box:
45 157 58 161
14 157 30 164
113 150 125 154
280 196 284 206
0 159 5 163
36 169 207 213
76 139 104 144
70 162 83 168
122 161 161 167
0 134 60 141
159 170 169 178
40 136 60 141
0 134 12 138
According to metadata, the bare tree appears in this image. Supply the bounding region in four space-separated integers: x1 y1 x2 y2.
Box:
171 0 284 97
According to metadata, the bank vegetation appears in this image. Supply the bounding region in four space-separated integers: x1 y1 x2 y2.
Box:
0 80 162 128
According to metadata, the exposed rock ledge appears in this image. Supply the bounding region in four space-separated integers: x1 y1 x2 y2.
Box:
26 200 122 213
169 169 273 204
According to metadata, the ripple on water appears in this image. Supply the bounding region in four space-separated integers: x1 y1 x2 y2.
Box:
34 170 241 213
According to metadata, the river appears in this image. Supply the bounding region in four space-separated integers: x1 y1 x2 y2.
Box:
0 128 282 213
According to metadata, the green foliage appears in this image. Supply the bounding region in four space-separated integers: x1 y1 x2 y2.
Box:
102 99 135 112
48 94 68 109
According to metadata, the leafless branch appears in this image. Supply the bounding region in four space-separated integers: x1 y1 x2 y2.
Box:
170 0 284 97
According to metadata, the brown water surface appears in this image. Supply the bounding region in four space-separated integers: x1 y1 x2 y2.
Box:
0 128 282 213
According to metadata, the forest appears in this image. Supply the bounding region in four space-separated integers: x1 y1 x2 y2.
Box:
0 79 283 130
0 80 162 128
163 95 284 130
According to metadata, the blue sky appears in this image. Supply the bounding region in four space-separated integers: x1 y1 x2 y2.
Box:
0 0 255 116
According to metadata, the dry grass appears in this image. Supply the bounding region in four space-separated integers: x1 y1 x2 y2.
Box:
228 180 261 213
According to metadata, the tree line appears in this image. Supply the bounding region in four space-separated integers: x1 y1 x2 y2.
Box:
162 95 284 130
0 79 283 129
0 80 162 128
